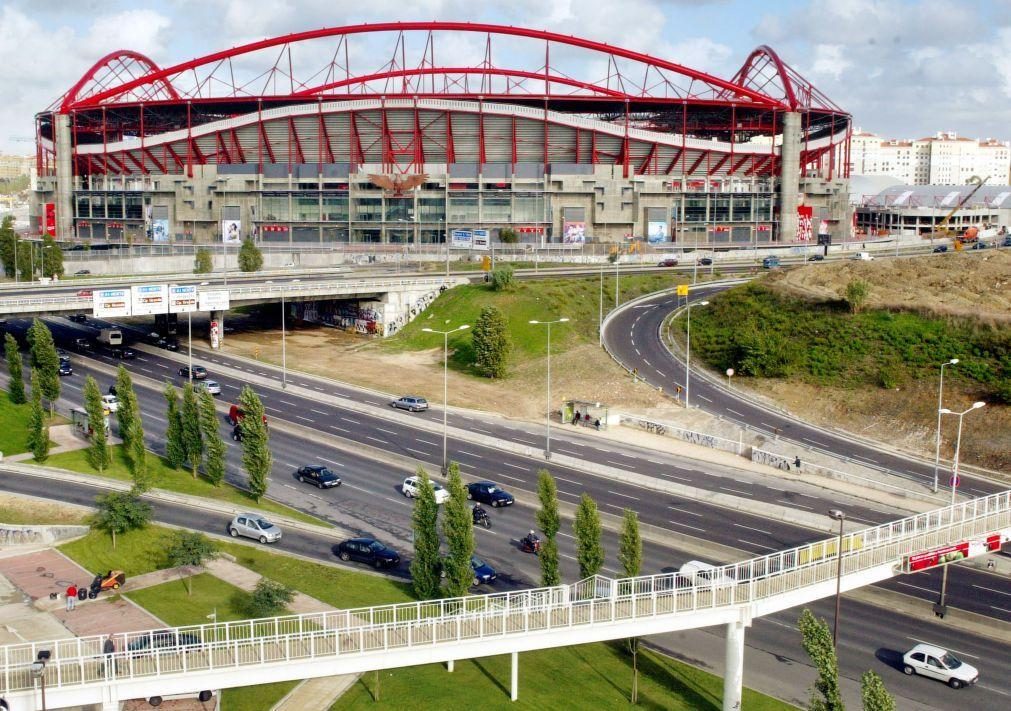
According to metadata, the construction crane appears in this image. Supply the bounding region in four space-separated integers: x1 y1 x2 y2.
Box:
931 175 989 248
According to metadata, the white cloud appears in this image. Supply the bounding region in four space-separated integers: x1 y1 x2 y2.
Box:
808 44 851 81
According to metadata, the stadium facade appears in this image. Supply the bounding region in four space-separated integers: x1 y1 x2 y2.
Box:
32 22 852 248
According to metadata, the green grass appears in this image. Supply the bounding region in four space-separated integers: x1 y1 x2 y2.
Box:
60 526 177 578
125 573 254 626
333 642 794 710
0 396 62 455
220 682 300 711
0 501 88 525
40 446 326 526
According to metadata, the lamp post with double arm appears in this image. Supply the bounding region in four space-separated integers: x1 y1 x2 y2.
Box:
932 358 958 493
529 318 570 459
422 324 470 472
828 509 846 647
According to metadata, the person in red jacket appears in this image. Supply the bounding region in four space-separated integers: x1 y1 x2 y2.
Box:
66 584 77 611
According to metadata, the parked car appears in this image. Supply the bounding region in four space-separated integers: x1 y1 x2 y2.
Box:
74 269 92 276
58 360 73 376
970 242 987 250
902 643 978 689
69 313 88 323
228 514 282 544
699 257 713 266
297 465 342 489
127 630 200 654
110 347 136 360
195 380 221 396
392 395 429 412
657 257 679 267
933 245 948 253
1002 236 1011 247
101 394 119 413
178 365 207 379
336 538 400 569
466 481 515 507
807 254 825 261
403 475 450 504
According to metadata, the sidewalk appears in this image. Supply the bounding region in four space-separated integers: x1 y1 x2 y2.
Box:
4 423 90 462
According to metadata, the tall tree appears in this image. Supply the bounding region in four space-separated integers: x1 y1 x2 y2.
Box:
410 467 443 600
163 382 186 469
165 530 218 596
540 537 561 588
92 491 151 549
180 382 204 478
471 305 510 378
619 508 644 704
441 461 475 598
238 385 271 501
860 670 895 711
28 319 60 415
798 609 844 711
198 389 226 486
40 234 64 278
0 215 16 277
238 238 264 272
83 375 110 473
573 493 604 579
114 366 139 457
4 332 25 404
536 469 562 587
126 419 151 492
27 369 50 463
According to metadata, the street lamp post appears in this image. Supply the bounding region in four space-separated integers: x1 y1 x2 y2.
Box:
422 324 470 471
530 318 570 459
598 265 604 347
31 650 50 711
683 300 709 408
187 311 193 384
932 358 959 493
935 401 985 616
828 509 846 647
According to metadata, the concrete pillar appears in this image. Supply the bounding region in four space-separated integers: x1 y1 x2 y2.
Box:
54 112 75 240
209 310 224 350
723 620 746 711
778 111 802 243
511 651 519 701
447 659 454 673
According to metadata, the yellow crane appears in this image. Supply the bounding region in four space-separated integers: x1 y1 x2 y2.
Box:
931 175 989 249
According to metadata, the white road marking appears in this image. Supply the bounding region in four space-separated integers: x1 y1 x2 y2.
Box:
513 438 538 445
741 540 778 551
375 427 398 435
643 359 652 367
667 520 705 533
458 462 477 470
852 454 879 464
972 584 1011 598
279 400 298 407
283 484 298 490
416 440 439 446
759 422 777 429
607 490 639 501
139 367 153 374
329 425 350 434
404 448 429 456
340 417 361 425
667 507 704 517
459 451 483 459
471 427 492 434
719 486 751 496
311 409 329 416
502 462 526 470
364 400 382 406
894 581 937 594
697 395 712 403
634 348 641 356
726 408 744 417
556 489 581 499
366 436 387 444
319 458 345 468
778 500 813 510
493 473 525 484
554 476 581 486
733 523 772 535
801 437 821 445
294 415 313 423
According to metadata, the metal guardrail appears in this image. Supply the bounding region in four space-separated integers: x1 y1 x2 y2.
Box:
2 491 1007 695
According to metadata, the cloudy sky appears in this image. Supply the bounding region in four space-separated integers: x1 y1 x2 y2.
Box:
2 0 1010 154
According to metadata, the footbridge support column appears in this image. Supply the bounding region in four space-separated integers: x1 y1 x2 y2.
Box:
723 615 750 711
209 311 224 349
511 651 519 701
778 111 802 243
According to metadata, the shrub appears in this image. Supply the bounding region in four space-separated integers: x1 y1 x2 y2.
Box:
488 266 515 291
499 228 519 244
237 239 263 272
194 247 213 274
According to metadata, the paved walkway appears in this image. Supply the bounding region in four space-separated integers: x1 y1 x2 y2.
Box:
4 423 90 462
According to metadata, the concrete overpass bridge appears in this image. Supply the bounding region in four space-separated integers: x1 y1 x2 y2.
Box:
1 491 1008 711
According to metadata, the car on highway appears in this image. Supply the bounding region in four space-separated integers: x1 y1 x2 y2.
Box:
178 365 208 379
56 348 70 359
402 475 450 504
297 465 342 489
933 245 948 253
194 380 221 396
127 630 200 654
902 643 978 689
74 269 92 276
1002 236 1011 247
146 332 163 344
76 289 93 298
69 313 88 323
58 360 73 377
228 514 282 544
699 257 713 265
101 394 119 413
761 256 780 268
807 254 825 261
466 481 515 507
970 241 987 250
336 538 400 569
657 257 679 267
110 347 136 360
441 554 498 586
163 339 180 351
391 395 429 412
678 560 735 589
73 337 93 353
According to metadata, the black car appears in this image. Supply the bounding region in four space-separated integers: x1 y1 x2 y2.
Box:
336 538 400 569
807 254 825 261
163 339 180 351
657 258 678 267
933 245 948 253
73 338 93 353
699 257 713 266
970 242 987 250
466 481 515 507
297 465 342 489
178 365 207 379
58 360 73 376
69 313 88 323
127 630 201 654
74 269 91 276
111 347 136 359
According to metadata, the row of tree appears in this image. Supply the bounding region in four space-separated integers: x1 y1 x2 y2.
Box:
0 216 64 280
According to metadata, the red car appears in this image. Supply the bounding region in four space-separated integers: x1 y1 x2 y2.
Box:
657 258 679 267
77 289 93 298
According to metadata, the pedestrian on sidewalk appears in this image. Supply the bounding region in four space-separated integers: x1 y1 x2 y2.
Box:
66 583 77 611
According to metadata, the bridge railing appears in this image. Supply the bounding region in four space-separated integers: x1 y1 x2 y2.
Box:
1 492 1008 695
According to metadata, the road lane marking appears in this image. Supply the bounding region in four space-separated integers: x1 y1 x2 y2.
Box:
366 436 387 444
375 427 398 435
697 395 712 402
405 447 429 456
972 584 1011 597
502 463 526 471
726 408 744 417
667 520 705 532
311 409 329 416
733 523 772 535
328 425 350 433
340 417 361 424
741 540 778 551
319 458 345 468
778 500 813 510
607 490 639 501
667 507 704 517
719 486 751 496
554 476 581 486
459 451 483 459
894 581 937 594
493 473 525 483
556 489 581 499
279 400 298 407
294 415 313 423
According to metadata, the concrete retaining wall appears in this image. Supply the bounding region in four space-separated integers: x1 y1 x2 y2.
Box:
0 524 90 547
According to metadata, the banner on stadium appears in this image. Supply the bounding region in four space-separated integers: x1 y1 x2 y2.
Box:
472 229 490 250
646 221 669 244
563 221 586 244
797 206 814 242
150 219 170 242
222 219 242 244
43 203 56 236
450 229 472 248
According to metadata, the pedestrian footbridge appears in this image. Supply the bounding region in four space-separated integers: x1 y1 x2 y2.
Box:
2 492 1009 711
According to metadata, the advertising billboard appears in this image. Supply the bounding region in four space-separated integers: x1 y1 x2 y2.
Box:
198 290 231 312
151 218 170 242
646 221 669 244
43 203 56 236
168 285 198 314
131 284 169 316
472 229 490 250
562 221 586 244
222 219 242 244
92 289 131 318
797 206 814 242
450 229 472 248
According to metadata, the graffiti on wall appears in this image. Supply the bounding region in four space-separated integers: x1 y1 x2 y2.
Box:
296 289 441 337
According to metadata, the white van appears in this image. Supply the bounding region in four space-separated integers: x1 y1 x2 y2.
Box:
851 251 873 261
678 560 736 589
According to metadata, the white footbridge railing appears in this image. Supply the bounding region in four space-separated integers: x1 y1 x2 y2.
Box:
2 491 1009 710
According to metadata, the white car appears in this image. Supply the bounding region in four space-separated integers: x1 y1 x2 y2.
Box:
402 476 450 504
902 643 979 689
196 380 222 396
101 394 119 413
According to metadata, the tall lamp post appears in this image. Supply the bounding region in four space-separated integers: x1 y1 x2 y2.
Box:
281 280 299 390
828 509 846 647
683 300 709 408
530 318 570 459
31 650 50 711
935 401 985 616
422 324 470 472
932 358 959 493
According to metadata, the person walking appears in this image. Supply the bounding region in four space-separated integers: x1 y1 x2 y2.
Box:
66 583 77 611
102 634 117 675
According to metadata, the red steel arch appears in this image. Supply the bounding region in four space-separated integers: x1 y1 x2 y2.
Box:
59 50 181 112
730 45 845 113
62 22 785 110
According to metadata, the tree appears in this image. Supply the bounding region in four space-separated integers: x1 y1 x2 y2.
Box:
40 234 64 278
536 469 561 586
410 467 443 600
4 332 25 404
17 240 37 282
573 493 604 579
92 491 151 549
488 265 515 290
619 508 644 703
27 370 49 463
246 579 295 618
0 215 16 277
163 382 186 469
238 238 263 272
83 375 110 473
199 389 226 486
498 227 519 244
471 305 510 378
540 537 561 587
126 419 151 492
798 608 844 711
441 461 475 598
114 366 146 489
165 530 218 596
860 671 895 711
194 247 213 274
181 382 204 478
27 319 60 415
238 385 271 501
844 279 870 313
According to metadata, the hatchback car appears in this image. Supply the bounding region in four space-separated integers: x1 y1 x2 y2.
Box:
228 514 282 544
163 339 180 351
902 643 979 689
58 360 73 377
441 554 498 585
336 538 400 569
178 365 208 380
657 258 679 267
297 465 342 489
195 380 222 396
933 245 948 253
127 630 200 654
403 475 450 504
392 395 429 412
807 254 825 261
970 242 987 250
74 269 92 276
699 257 713 266
466 481 515 507
101 394 119 413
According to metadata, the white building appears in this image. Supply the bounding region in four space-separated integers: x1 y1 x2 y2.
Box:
849 130 1011 186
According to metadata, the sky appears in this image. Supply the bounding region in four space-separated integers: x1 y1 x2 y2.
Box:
2 0 1011 154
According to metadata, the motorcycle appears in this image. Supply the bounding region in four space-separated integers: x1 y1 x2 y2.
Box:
473 510 492 529
520 536 541 555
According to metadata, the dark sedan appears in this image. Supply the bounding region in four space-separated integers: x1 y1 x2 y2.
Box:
178 365 207 379
111 347 136 359
127 630 201 654
699 257 713 265
466 481 515 507
933 245 948 253
336 538 400 569
297 465 342 489
58 360 73 376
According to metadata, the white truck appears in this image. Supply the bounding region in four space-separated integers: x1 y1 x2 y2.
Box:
97 328 123 346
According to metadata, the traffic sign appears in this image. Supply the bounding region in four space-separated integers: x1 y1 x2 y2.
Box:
950 474 960 488
676 284 689 297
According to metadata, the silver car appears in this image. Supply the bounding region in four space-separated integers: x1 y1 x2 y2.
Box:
392 395 429 412
228 514 281 544
196 380 222 396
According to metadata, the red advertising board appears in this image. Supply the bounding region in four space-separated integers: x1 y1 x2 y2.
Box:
44 202 56 236
905 534 1004 572
797 205 813 242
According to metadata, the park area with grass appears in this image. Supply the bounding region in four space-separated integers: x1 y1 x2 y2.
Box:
0 396 62 456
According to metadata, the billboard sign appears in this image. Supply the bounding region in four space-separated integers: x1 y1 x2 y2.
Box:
797 206 814 242
646 221 669 244
222 219 242 243
168 284 198 314
903 533 1005 573
563 221 586 244
472 229 490 250
151 218 170 242
131 284 169 316
450 229 472 248
92 289 131 318
43 203 56 236
198 290 231 312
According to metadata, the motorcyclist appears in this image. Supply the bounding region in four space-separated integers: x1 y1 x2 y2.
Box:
523 530 540 548
472 503 488 523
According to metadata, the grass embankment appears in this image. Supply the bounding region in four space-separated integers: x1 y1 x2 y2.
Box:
0 396 62 456
0 494 88 525
42 446 325 526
